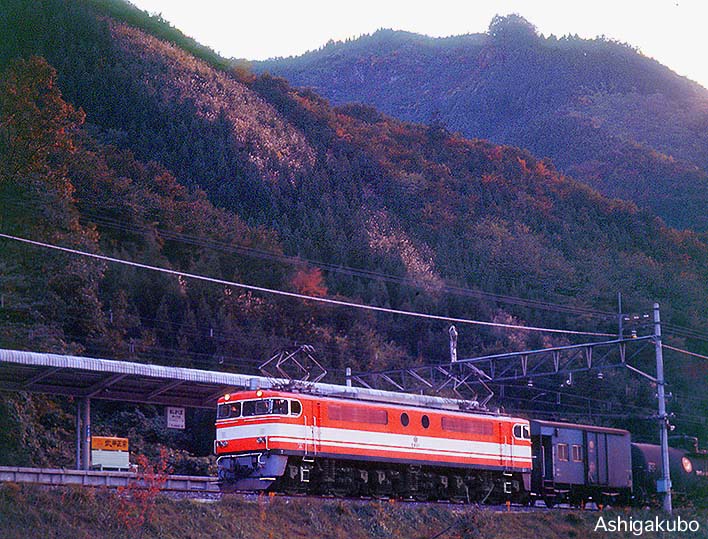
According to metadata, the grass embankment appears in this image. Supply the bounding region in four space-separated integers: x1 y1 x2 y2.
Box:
0 484 707 538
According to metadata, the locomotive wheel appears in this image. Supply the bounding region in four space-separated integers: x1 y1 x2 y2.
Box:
330 487 350 498
543 496 556 508
518 493 532 507
633 486 647 507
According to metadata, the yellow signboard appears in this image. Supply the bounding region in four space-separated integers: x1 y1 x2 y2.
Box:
91 436 129 451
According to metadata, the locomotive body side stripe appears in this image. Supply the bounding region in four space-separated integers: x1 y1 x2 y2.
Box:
218 437 531 470
278 449 530 472
268 436 533 463
216 423 532 462
222 441 531 470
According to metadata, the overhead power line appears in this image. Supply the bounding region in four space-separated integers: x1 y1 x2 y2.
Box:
0 232 616 337
1 197 616 318
664 324 708 344
663 343 708 361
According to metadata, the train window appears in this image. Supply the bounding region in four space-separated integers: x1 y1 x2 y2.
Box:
512 424 530 440
421 415 430 429
441 417 494 436
217 404 228 420
557 443 569 462
329 404 388 425
290 400 302 416
242 399 269 417
241 398 289 417
217 402 241 420
572 444 583 462
272 399 288 415
400 412 410 426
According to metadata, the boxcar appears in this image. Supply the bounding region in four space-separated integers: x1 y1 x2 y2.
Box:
530 420 632 507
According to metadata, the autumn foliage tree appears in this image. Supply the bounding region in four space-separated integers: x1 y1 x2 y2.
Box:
291 267 328 297
0 56 105 354
0 55 85 187
116 449 171 532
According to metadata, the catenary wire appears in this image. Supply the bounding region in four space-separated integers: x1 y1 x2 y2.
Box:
0 233 618 337
1 196 616 318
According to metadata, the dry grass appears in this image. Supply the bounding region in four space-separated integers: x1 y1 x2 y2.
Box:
1 483 706 539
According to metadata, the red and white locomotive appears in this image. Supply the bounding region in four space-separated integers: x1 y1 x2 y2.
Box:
215 389 532 502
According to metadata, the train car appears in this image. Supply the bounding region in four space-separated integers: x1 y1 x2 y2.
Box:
214 389 532 502
632 441 708 504
530 420 632 507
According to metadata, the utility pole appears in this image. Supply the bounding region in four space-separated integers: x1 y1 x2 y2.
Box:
654 303 672 513
618 292 623 337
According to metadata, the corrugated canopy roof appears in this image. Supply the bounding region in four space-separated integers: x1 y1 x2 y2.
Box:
0 349 257 408
0 349 487 412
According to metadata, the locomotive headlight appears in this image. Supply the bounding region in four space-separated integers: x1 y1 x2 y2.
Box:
682 456 693 474
256 390 263 397
224 394 231 401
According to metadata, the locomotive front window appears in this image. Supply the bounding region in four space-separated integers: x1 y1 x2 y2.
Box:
217 404 228 420
272 399 288 415
557 443 569 462
241 398 290 417
217 402 241 420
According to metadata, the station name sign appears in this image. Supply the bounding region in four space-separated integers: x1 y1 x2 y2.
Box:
166 406 185 429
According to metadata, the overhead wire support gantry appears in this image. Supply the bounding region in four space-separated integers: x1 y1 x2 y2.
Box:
350 335 654 406
350 304 673 513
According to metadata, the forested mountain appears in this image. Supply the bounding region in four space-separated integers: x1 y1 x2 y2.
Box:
1 1 708 467
255 16 708 231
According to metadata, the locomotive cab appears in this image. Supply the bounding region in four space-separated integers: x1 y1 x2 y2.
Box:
215 391 306 490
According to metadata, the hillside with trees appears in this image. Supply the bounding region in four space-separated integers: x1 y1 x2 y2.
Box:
1 1 708 468
255 15 708 231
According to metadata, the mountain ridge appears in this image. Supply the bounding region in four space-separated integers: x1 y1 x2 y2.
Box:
254 19 708 231
2 1 708 464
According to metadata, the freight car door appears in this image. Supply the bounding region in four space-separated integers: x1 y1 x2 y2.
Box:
597 433 609 485
585 432 609 486
586 432 598 485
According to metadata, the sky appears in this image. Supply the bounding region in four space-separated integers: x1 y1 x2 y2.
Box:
129 0 708 89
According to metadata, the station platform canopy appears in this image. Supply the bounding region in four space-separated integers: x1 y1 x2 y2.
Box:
0 349 263 409
0 349 478 411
